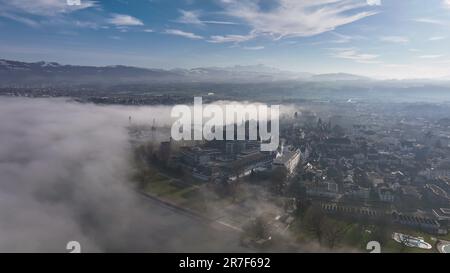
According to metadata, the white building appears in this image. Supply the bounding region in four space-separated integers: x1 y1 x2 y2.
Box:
272 144 301 175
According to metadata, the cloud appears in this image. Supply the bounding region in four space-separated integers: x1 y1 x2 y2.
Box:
0 97 328 253
380 36 409 43
419 54 444 59
366 0 381 6
381 62 450 79
108 14 144 26
327 31 367 44
434 59 450 64
413 18 447 26
0 0 96 16
429 36 445 41
176 9 203 25
164 29 203 39
243 46 265 50
329 32 353 43
218 0 379 40
330 47 380 63
208 32 256 43
0 97 249 252
0 0 96 27
176 9 237 26
74 20 101 29
443 0 450 8
202 20 238 25
0 12 39 27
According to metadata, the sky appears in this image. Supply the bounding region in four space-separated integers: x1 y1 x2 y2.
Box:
0 0 450 79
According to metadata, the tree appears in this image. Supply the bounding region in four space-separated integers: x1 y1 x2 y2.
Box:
369 216 392 246
269 167 287 194
322 219 349 249
288 181 309 216
252 216 271 240
242 216 272 245
327 167 344 189
303 204 327 242
289 180 306 199
228 180 240 203
303 206 349 248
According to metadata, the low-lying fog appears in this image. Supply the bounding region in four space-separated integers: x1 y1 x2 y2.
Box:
0 97 263 252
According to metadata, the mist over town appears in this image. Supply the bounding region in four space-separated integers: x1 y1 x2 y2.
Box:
1 0 450 260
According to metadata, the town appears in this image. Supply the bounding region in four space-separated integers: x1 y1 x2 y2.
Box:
131 99 450 252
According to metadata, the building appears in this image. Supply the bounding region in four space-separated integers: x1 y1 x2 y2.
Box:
392 212 446 235
306 181 340 199
424 184 450 206
273 145 301 175
322 203 378 218
178 140 273 182
433 208 450 230
346 186 371 201
225 151 273 181
378 187 395 203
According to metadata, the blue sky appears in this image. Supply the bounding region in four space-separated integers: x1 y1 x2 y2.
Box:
1 0 450 79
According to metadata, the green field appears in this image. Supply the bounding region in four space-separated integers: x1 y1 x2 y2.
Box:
289 216 449 253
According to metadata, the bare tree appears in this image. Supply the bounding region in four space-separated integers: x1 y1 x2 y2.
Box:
303 204 327 242
322 219 350 249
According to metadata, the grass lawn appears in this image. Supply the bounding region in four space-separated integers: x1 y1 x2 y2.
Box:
288 215 447 253
141 168 208 213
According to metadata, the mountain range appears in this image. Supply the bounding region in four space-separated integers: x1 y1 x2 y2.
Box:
0 59 372 87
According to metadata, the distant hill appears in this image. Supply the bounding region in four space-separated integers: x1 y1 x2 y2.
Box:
0 58 370 87
0 59 183 86
311 73 371 81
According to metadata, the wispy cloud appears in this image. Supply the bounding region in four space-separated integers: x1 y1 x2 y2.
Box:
330 47 380 63
202 20 238 25
329 31 367 44
243 46 265 50
164 29 203 39
380 36 409 43
176 9 237 26
0 0 96 16
0 0 96 27
108 14 144 26
419 54 444 59
176 9 203 25
208 32 255 43
0 12 39 27
429 36 445 41
413 18 447 26
311 32 366 45
74 20 101 29
329 32 353 43
218 0 379 40
367 0 382 6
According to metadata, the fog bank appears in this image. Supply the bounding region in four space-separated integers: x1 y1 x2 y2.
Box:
0 97 246 252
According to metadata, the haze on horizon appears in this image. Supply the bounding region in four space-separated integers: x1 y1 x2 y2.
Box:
1 0 450 80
